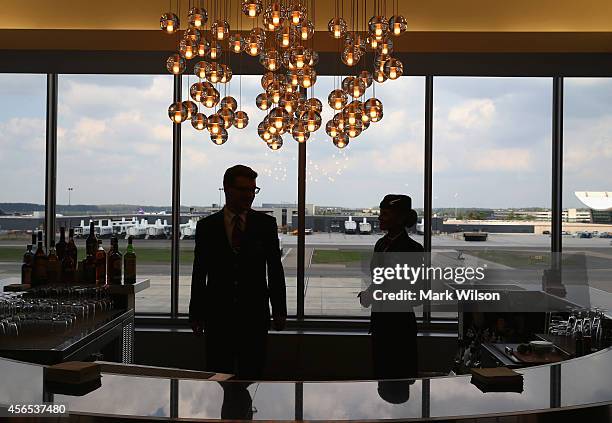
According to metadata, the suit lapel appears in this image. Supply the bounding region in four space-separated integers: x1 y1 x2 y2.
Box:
211 211 233 254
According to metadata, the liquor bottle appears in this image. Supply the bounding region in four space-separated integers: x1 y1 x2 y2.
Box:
56 226 67 263
108 237 122 285
31 232 37 249
95 239 107 285
32 231 48 286
66 228 78 265
21 244 33 285
85 221 98 257
47 241 61 284
124 236 136 284
83 245 96 284
62 248 76 285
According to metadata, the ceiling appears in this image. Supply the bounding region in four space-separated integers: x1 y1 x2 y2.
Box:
3 0 612 32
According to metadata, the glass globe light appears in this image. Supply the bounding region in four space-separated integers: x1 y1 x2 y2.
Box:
191 112 207 130
219 108 235 128
260 49 281 71
211 20 230 40
277 24 296 49
305 98 323 113
246 36 262 56
184 28 201 44
188 7 208 28
233 111 249 129
288 70 300 87
292 121 309 142
371 108 384 122
266 2 284 27
328 17 347 39
279 92 297 114
242 0 263 17
378 37 394 55
166 54 186 75
343 101 363 125
374 69 387 83
384 57 404 79
256 92 271 110
333 112 346 131
168 101 188 123
348 78 366 98
289 3 306 25
182 100 198 120
261 71 276 89
190 82 207 102
364 97 383 115
219 64 232 83
298 65 316 88
250 27 267 42
266 81 284 104
290 47 311 69
328 89 348 110
389 14 408 36
361 118 371 130
210 128 228 145
229 34 245 53
179 38 197 60
308 50 319 66
207 113 225 135
325 120 340 137
297 21 314 40
220 96 238 111
341 45 361 67
301 110 322 132
194 60 209 78
345 120 363 138
341 76 354 92
205 62 223 83
202 84 220 108
258 121 273 141
367 35 379 50
160 13 180 33
208 41 222 60
375 54 389 72
197 38 210 57
368 15 389 39
358 70 373 88
268 135 283 150
333 133 349 148
269 107 289 130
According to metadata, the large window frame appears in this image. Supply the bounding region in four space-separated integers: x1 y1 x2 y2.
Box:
18 51 609 330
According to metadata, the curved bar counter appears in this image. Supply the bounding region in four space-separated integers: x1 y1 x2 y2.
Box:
1 347 611 421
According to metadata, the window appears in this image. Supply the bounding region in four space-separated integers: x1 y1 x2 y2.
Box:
0 74 46 285
304 76 425 316
432 77 552 318
57 75 173 312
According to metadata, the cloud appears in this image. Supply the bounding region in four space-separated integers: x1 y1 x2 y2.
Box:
448 98 495 129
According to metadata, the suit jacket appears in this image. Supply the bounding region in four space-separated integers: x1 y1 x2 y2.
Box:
189 209 287 332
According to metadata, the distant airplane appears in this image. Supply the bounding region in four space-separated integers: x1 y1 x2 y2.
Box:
137 208 145 214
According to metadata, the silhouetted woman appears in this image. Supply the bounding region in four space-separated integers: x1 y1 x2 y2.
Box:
359 194 423 379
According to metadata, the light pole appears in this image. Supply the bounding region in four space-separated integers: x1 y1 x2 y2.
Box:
68 187 74 207
218 187 224 208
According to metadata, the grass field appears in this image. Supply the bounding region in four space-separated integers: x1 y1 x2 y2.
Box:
467 250 585 268
0 247 194 265
312 249 370 264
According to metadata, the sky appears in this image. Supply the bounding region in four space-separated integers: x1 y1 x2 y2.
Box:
0 73 610 209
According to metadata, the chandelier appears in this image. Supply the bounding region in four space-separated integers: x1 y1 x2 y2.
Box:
161 0 406 150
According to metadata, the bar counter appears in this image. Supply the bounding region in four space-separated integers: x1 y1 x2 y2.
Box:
0 346 610 421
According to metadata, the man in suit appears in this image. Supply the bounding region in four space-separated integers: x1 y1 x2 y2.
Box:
189 165 287 379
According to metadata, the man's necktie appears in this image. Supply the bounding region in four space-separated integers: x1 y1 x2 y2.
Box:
231 214 243 252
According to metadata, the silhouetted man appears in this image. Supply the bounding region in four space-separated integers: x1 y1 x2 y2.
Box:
189 165 287 379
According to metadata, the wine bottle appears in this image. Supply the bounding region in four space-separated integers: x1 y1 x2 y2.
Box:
95 239 107 285
32 231 48 286
47 241 61 284
62 249 76 285
85 221 98 257
21 244 33 285
56 226 67 263
124 236 136 284
108 237 122 285
66 228 78 265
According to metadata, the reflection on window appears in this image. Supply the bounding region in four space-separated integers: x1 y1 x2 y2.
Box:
57 75 173 312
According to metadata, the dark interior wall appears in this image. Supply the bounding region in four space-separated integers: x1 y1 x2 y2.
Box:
134 330 457 380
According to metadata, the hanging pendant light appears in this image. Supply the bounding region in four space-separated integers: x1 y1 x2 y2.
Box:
219 108 235 128
160 13 180 33
268 135 283 150
242 0 263 17
208 41 222 60
219 64 233 83
389 15 408 36
194 61 209 78
358 70 373 88
345 120 363 138
210 128 228 145
190 82 207 103
207 113 225 135
182 100 198 120
256 92 271 110
368 16 389 39
378 37 394 56
291 121 309 142
233 111 249 129
298 21 314 40
328 17 347 39
188 7 208 29
341 44 361 67
332 132 349 148
168 102 188 123
191 112 207 130
328 89 348 110
229 34 245 53
384 57 404 79
211 20 230 40
246 35 262 56
258 121 273 141
301 110 322 132
197 38 210 57
325 120 340 137
220 96 238 111
179 38 197 60
166 54 186 75
260 49 281 71
205 62 223 83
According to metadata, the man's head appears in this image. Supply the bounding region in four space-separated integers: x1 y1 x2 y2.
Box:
378 194 418 231
223 165 258 213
